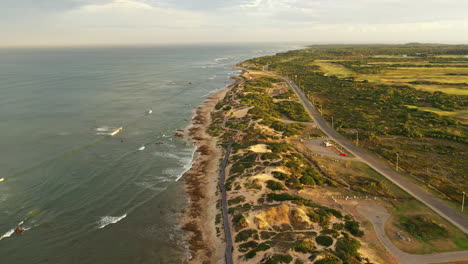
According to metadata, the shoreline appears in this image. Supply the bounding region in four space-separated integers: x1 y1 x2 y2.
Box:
181 73 243 264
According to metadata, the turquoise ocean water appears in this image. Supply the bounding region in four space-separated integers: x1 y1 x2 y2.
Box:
0 44 301 264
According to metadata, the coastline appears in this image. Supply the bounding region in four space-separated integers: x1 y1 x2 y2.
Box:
181 74 243 264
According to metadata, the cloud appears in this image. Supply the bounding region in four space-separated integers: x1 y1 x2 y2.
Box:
1 0 467 46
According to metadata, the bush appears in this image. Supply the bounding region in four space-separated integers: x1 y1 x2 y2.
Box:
345 220 364 237
300 175 316 185
293 240 315 253
228 196 246 206
272 171 289 180
233 214 248 230
267 142 290 153
262 152 281 160
245 242 271 259
400 215 448 240
267 193 302 202
260 231 277 240
239 241 258 253
335 236 361 262
276 101 312 122
315 235 334 247
235 229 258 242
266 180 286 191
264 254 293 264
332 223 344 231
314 258 342 264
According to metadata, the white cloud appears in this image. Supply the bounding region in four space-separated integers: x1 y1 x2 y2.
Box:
78 0 154 12
1 0 467 46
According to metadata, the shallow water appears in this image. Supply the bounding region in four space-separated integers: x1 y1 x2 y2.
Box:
0 43 302 263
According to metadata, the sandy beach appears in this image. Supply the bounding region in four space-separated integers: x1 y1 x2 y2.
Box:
181 75 243 264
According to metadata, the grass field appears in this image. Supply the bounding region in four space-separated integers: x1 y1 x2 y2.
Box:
314 59 468 95
405 105 468 123
313 60 356 78
387 199 468 254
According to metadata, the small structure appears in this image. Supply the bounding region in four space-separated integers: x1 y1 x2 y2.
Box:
322 140 332 147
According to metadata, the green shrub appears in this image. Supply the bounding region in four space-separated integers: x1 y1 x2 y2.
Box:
267 193 302 202
245 242 271 259
266 142 290 153
300 175 316 185
400 215 448 240
233 214 248 230
314 258 342 264
345 220 364 237
264 254 293 264
335 236 361 262
315 235 334 247
266 180 286 191
332 223 344 231
276 101 312 122
293 240 315 253
262 152 281 160
260 231 277 240
235 229 258 242
228 196 246 206
239 241 258 253
272 171 289 180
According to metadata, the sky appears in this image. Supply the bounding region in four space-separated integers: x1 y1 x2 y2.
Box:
2 0 468 47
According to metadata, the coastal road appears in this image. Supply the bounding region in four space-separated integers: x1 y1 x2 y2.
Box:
218 142 234 264
269 70 468 234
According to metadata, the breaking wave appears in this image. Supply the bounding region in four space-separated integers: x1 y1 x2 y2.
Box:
98 214 127 229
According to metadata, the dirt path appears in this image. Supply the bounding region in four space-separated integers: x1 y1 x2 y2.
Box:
358 204 468 264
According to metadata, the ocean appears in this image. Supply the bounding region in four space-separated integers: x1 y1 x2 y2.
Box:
0 43 302 264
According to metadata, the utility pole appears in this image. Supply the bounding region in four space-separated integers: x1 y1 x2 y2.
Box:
355 130 359 146
396 152 399 171
462 191 466 213
331 116 334 129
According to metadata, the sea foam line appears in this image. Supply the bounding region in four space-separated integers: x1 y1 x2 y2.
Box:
98 214 127 229
176 147 196 182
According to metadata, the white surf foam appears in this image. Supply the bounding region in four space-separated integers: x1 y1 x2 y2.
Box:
214 57 228 62
109 127 123 136
0 221 27 241
0 229 14 240
153 152 181 159
98 214 127 229
176 148 196 182
96 126 111 132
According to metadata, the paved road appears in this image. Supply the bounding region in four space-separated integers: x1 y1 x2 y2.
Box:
219 142 234 264
269 71 468 233
358 204 468 264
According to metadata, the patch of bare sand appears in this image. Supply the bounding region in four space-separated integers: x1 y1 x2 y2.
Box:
253 203 313 230
248 144 271 153
230 107 252 119
182 76 243 264
254 122 278 136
